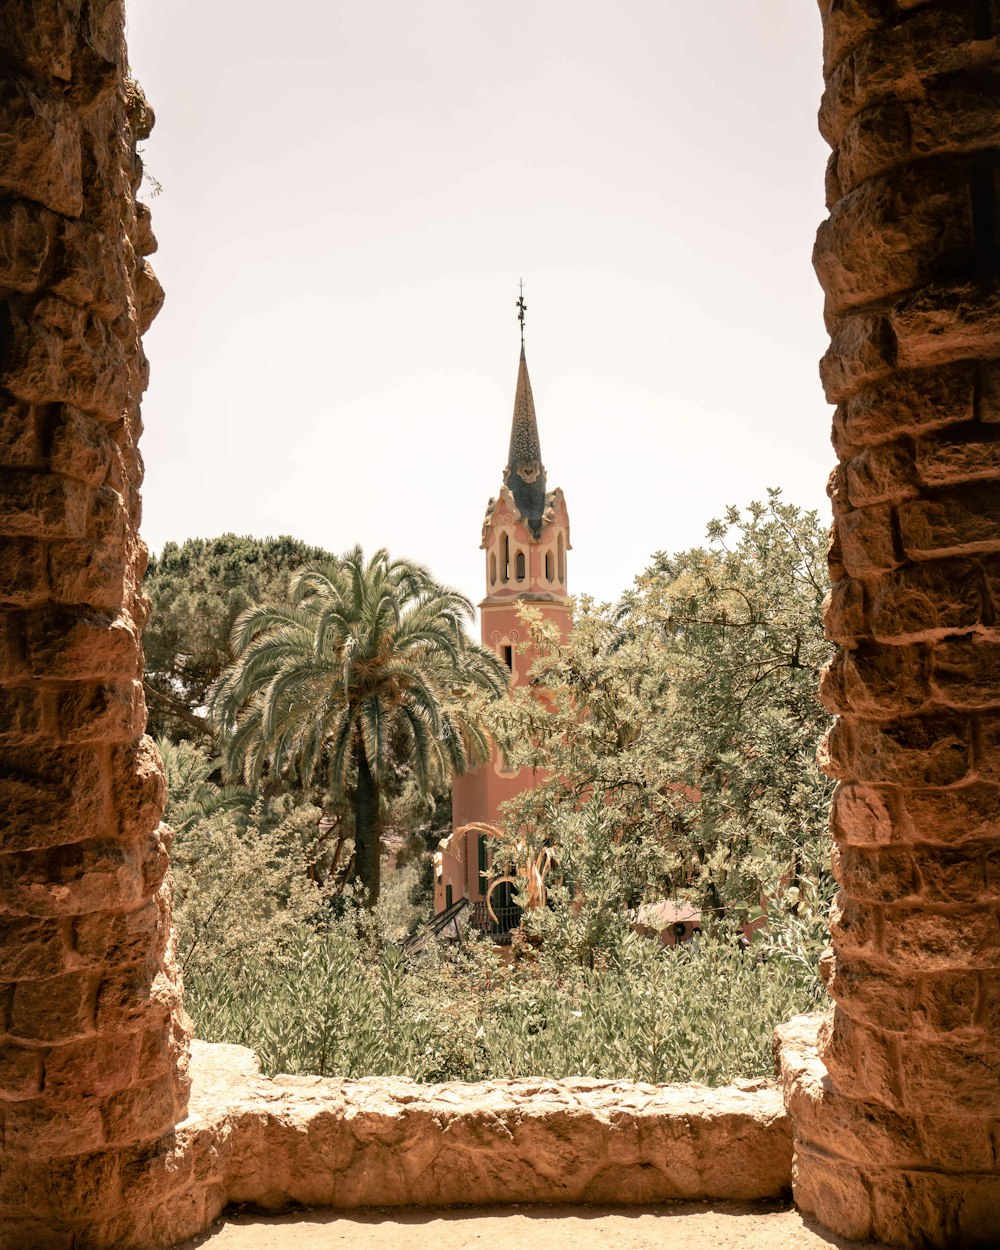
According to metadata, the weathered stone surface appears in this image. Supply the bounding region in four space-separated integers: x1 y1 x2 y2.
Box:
179 1042 792 1215
0 76 83 216
870 557 984 641
834 363 974 449
814 162 976 317
0 5 188 1247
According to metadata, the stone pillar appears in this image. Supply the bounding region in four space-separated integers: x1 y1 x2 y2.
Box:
778 2 1000 1246
0 3 192 1247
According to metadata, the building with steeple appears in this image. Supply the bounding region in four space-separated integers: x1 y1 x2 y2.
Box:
433 334 572 923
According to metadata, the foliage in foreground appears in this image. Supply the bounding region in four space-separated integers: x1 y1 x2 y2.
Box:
491 492 834 929
182 902 828 1086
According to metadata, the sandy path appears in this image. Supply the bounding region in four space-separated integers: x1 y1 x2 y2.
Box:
178 1202 889 1250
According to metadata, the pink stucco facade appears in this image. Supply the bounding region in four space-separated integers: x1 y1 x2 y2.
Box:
434 349 571 916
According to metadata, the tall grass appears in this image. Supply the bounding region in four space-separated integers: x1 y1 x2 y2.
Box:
184 913 825 1085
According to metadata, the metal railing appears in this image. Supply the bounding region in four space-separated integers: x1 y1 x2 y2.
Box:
469 901 522 941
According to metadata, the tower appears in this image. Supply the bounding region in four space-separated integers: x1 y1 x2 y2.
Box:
434 330 572 922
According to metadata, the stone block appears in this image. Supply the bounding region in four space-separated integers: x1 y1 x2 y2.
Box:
0 742 110 852
914 1111 998 1172
0 914 68 979
870 1168 1000 1248
2 1092 106 1155
0 1148 120 1220
836 363 974 448
841 641 930 716
833 843 920 903
24 607 138 681
916 427 1000 488
893 283 1000 377
0 1040 43 1101
6 297 130 424
89 484 128 546
902 1035 1000 1116
44 1031 141 1098
117 1136 199 1210
54 677 145 744
134 259 164 335
829 782 902 845
48 537 125 611
823 576 867 644
11 970 95 1042
819 4 980 146
0 468 88 540
844 440 919 507
814 162 975 317
974 712 1000 782
824 957 918 1034
0 76 83 216
930 637 1000 710
836 503 901 576
73 898 161 968
101 1071 179 1145
915 970 981 1035
108 738 167 841
870 557 984 641
0 537 48 606
0 397 41 472
0 199 58 296
824 712 972 787
911 841 991 904
820 312 896 404
0 838 146 917
0 685 45 747
792 1147 874 1241
94 961 176 1032
48 406 115 487
819 1010 903 1109
835 97 913 194
903 781 1000 844
880 903 999 971
54 218 127 322
829 894 882 959
900 482 1000 559
819 0 887 78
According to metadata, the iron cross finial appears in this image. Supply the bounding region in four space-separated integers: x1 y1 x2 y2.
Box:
516 279 526 346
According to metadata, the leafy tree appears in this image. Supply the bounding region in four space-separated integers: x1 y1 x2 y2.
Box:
144 534 333 742
492 491 834 931
209 546 509 904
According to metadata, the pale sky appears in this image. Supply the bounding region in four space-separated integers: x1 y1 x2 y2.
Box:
126 0 833 610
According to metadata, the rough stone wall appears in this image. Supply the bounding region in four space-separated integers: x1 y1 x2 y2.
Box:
175 1043 792 1244
0 3 191 1247
779 2 1000 1246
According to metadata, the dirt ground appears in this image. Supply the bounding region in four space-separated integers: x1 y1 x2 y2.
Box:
178 1201 890 1250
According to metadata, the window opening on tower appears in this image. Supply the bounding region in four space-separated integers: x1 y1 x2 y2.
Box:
515 551 526 581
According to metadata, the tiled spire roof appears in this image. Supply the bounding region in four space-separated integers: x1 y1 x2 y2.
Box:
504 346 547 537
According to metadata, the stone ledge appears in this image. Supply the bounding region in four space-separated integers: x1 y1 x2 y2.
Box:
153 1040 793 1247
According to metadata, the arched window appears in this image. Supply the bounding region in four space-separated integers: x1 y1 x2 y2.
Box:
515 550 526 581
557 533 565 584
501 532 510 583
490 552 497 586
545 551 554 581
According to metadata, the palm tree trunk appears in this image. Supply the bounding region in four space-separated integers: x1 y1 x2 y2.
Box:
354 747 381 906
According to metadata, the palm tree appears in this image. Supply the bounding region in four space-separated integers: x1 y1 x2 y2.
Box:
208 546 508 904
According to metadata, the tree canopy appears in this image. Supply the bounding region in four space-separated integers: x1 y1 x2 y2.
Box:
144 534 334 741
491 491 834 932
209 546 509 903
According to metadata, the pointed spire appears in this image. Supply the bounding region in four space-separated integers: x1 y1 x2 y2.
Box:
504 345 547 538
